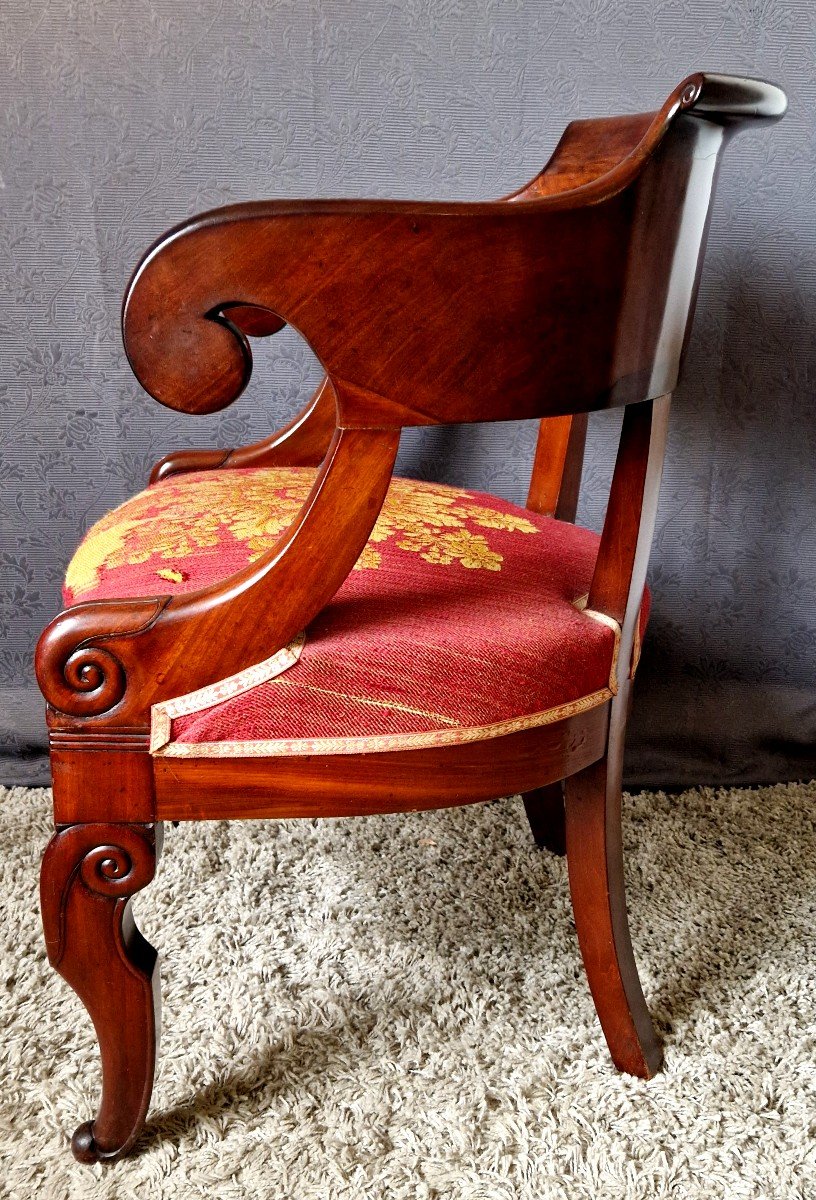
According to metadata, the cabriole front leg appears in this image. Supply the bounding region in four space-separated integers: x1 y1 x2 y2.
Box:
40 822 162 1163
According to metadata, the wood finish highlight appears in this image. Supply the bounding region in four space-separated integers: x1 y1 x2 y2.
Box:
149 375 337 484
33 73 786 1161
40 823 162 1161
152 707 610 821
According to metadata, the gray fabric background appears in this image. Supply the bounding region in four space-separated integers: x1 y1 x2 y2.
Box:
1 2 814 787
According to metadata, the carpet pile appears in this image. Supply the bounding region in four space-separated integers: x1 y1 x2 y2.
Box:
0 782 814 1198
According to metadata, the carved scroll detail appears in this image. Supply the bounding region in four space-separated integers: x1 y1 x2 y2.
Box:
40 823 161 1162
42 823 158 967
59 643 126 715
36 597 165 722
79 840 154 898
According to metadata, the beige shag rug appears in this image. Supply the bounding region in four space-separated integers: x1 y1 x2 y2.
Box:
1 782 815 1199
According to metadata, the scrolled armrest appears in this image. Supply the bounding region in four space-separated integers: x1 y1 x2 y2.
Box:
150 376 337 484
124 72 786 439
149 446 231 485
123 198 394 419
39 427 399 730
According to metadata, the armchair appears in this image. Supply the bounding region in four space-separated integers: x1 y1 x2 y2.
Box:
35 73 786 1163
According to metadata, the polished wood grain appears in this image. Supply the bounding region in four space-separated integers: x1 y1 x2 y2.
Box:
48 737 154 824
40 823 162 1162
591 396 671 663
526 413 588 521
565 735 663 1077
34 72 786 1161
506 112 656 201
565 393 670 1075
119 76 783 429
149 375 337 484
152 706 609 821
148 102 632 495
147 107 640 497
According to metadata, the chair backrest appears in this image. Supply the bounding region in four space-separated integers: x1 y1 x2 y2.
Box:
123 73 785 429
37 73 786 735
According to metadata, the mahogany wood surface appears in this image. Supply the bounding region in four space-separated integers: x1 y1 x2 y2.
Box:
522 784 567 856
565 719 663 1078
149 375 337 484
147 103 638 496
33 72 787 1162
118 75 783 430
564 391 671 1075
526 413 588 521
40 823 162 1161
48 738 155 824
152 705 609 821
147 103 628 496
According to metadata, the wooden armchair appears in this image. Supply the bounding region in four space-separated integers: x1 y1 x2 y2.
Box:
36 73 785 1163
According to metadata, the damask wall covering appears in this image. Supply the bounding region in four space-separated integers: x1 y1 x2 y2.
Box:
1 2 814 786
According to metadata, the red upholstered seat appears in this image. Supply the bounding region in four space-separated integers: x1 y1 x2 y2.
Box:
64 466 646 757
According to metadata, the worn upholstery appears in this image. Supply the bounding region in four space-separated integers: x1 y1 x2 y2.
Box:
64 467 646 756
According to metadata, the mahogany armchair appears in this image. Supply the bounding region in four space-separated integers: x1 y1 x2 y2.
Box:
36 73 786 1163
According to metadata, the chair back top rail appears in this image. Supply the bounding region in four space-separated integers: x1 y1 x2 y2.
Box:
36 73 786 733
123 73 785 428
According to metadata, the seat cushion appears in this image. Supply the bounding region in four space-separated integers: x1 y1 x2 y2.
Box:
64 466 645 757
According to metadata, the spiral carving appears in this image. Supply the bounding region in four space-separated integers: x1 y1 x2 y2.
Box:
123 239 254 415
42 823 159 968
36 598 162 720
41 822 160 1160
680 79 703 109
79 835 153 898
60 644 126 714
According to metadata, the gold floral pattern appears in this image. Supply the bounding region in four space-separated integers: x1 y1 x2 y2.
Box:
66 467 539 598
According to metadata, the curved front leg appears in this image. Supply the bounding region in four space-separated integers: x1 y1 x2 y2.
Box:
40 822 162 1163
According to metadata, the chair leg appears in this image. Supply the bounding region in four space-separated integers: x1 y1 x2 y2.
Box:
522 782 566 855
40 822 162 1163
564 757 662 1078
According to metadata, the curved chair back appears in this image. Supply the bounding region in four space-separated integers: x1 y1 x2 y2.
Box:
37 74 786 734
122 73 785 428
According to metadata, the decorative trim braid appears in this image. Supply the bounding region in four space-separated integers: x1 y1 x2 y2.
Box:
149 634 305 753
631 609 644 679
148 600 623 761
573 595 621 692
150 685 614 759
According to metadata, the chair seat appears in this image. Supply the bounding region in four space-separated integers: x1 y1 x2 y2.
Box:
64 466 645 757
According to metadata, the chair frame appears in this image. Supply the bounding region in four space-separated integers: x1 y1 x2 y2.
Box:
34 73 785 1162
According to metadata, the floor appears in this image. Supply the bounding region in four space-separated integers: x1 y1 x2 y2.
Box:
1 781 814 1199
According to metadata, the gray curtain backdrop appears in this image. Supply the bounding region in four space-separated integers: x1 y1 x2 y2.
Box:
1 2 814 787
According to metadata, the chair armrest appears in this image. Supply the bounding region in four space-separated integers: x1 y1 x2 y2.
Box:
149 375 336 484
505 113 655 202
123 74 783 435
121 83 685 427
41 72 785 735
37 426 399 731
149 114 654 484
